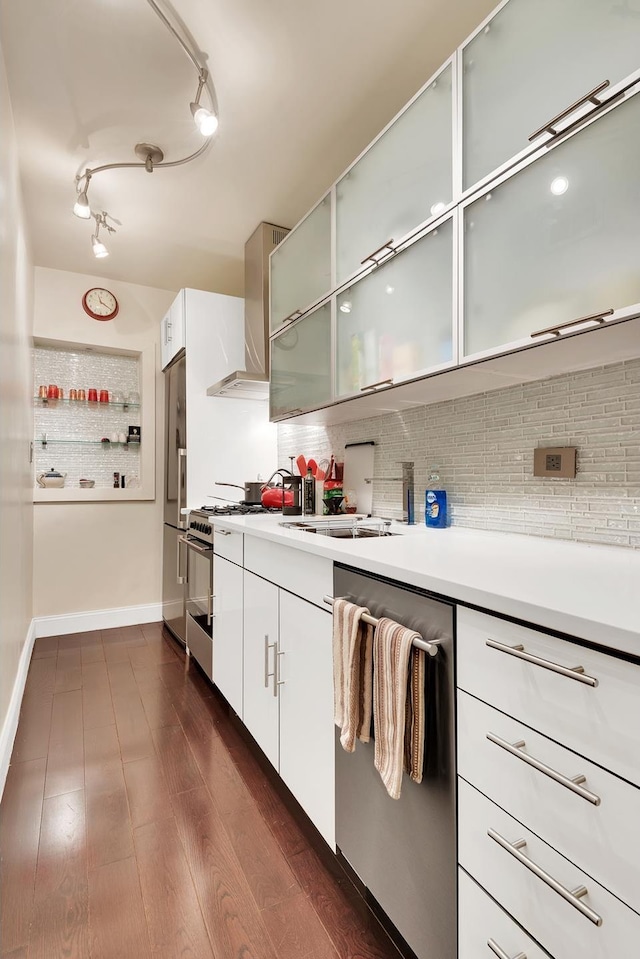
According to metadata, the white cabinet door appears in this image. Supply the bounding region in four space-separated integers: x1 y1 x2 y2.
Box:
461 0 640 192
242 571 279 770
161 291 186 370
278 592 335 848
336 217 455 397
212 555 244 717
270 301 332 419
462 90 640 359
336 59 453 286
270 195 332 332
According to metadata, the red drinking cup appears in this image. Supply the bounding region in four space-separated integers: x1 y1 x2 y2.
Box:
87 389 98 402
99 390 109 403
47 384 58 399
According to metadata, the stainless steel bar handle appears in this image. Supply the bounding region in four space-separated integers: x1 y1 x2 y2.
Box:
176 536 186 585
214 528 231 536
275 648 285 697
530 308 614 339
167 320 172 342
207 590 213 627
528 80 610 141
486 639 598 687
360 239 395 265
487 732 601 805
264 634 275 688
178 535 211 555
488 829 602 926
177 448 187 526
283 310 303 325
487 939 526 959
360 377 394 392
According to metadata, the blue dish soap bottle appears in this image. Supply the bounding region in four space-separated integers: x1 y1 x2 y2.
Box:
425 466 447 528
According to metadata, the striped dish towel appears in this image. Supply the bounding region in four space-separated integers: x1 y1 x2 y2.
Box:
332 598 374 752
373 617 425 799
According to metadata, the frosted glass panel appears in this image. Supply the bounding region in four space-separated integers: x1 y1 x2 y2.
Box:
337 63 452 284
336 219 453 397
463 0 640 189
464 93 640 356
270 198 331 331
270 303 332 418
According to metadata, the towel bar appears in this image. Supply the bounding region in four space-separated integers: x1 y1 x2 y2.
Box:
323 595 440 657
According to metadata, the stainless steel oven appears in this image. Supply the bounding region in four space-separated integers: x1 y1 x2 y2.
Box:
180 510 215 680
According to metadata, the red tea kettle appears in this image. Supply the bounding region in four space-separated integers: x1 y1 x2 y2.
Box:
261 469 294 508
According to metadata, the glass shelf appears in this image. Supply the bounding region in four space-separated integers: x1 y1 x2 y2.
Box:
34 397 140 409
39 439 141 447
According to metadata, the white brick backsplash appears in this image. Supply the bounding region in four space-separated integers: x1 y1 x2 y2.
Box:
278 358 640 549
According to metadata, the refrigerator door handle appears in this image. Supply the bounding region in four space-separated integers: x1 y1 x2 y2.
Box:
177 534 186 585
177 448 187 527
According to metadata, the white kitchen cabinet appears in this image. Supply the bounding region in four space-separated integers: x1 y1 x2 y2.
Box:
458 868 551 959
269 195 332 333
278 590 335 849
270 300 332 419
336 216 455 397
462 86 640 359
160 290 186 370
212 554 244 717
461 0 640 194
242 570 280 770
336 59 453 287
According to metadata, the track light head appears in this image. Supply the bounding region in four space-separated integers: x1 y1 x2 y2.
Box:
91 234 109 258
190 101 218 136
73 190 92 219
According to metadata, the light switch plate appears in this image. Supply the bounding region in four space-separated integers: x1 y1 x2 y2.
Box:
533 446 577 478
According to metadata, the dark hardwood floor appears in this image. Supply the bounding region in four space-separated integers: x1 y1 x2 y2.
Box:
0 623 401 959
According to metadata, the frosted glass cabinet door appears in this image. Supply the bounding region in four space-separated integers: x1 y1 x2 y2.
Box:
463 91 640 358
462 0 640 191
336 217 454 397
336 61 453 285
270 196 331 331
270 302 332 418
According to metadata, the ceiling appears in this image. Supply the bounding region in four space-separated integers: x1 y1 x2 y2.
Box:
0 0 495 295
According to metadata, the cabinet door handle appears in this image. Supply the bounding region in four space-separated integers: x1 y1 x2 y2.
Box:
167 320 172 342
360 239 395 265
486 732 601 806
528 80 610 141
488 829 602 926
487 939 527 959
207 591 214 626
163 319 168 346
215 528 231 536
264 634 276 688
283 310 303 325
486 638 598 687
274 648 285 697
360 377 394 392
530 308 614 339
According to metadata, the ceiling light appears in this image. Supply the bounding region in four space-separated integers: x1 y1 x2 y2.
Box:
73 191 91 219
190 102 218 136
385 284 394 295
339 301 352 313
550 175 569 196
430 201 446 217
91 235 109 258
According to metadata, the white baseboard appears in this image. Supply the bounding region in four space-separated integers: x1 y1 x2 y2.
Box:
0 619 36 800
33 602 163 638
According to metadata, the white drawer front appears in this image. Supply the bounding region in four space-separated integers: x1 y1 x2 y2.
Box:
457 607 640 788
458 868 551 959
244 536 332 609
458 778 640 959
458 690 640 914
212 526 243 565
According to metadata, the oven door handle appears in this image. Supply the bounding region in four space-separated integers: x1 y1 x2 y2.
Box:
178 535 213 555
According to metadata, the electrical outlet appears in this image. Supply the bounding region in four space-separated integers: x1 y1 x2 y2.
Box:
533 447 577 478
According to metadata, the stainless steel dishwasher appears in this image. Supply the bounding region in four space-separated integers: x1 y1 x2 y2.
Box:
334 564 456 959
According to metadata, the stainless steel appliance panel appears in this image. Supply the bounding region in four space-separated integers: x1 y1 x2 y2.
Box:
164 353 187 528
187 612 213 680
334 565 456 959
184 535 214 678
162 524 186 645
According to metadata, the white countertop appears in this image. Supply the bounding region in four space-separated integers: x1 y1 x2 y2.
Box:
202 512 640 656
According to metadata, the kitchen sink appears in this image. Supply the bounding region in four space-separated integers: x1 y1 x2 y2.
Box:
280 519 399 538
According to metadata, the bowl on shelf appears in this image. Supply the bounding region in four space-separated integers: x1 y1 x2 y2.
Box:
79 478 95 489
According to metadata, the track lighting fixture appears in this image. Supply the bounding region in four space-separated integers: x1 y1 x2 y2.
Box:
73 0 218 258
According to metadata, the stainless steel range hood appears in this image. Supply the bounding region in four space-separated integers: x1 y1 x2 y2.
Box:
207 222 289 399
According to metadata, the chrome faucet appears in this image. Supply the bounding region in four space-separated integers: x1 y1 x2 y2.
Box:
364 460 415 524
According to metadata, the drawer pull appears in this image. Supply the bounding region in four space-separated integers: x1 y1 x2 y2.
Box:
487 732 601 806
486 639 598 687
488 829 603 926
215 528 231 536
487 939 526 959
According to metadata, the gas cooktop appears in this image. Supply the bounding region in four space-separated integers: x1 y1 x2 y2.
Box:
197 503 275 516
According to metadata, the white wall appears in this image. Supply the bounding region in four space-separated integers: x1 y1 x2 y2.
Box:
0 43 34 781
32 267 175 618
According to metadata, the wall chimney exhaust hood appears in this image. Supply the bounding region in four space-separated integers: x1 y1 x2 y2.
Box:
207 222 289 399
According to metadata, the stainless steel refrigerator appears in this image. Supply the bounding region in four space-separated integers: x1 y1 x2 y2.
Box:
162 352 187 644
